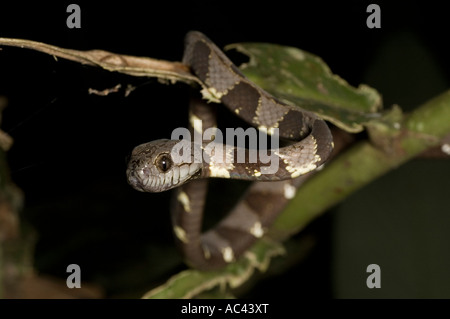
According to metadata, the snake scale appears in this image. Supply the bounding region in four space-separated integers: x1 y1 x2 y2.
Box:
126 31 334 270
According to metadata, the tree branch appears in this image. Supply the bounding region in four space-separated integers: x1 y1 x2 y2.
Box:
272 90 450 239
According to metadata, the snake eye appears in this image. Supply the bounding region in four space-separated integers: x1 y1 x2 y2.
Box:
156 154 172 173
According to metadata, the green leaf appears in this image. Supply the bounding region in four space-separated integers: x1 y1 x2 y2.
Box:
226 42 383 132
142 239 284 299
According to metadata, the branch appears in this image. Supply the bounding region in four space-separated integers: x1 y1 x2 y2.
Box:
272 90 450 238
0 37 199 85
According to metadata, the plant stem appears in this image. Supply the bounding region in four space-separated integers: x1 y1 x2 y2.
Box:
273 90 450 239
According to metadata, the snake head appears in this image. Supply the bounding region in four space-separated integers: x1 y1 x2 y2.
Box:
126 139 203 193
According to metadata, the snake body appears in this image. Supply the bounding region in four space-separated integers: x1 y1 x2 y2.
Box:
127 32 333 270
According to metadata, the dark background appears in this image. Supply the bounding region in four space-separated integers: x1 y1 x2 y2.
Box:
0 1 449 298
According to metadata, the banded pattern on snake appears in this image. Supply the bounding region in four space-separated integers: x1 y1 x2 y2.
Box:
126 31 333 270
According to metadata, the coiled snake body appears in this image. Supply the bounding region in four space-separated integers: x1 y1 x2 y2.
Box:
127 32 333 270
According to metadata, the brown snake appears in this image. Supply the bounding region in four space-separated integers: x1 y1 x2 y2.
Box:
126 31 333 270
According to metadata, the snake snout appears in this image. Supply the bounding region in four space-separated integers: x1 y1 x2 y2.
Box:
127 174 142 191
126 159 152 192
126 168 146 192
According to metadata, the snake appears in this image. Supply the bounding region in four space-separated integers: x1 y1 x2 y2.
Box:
126 31 334 270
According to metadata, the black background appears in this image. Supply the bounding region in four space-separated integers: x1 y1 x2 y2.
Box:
0 1 449 298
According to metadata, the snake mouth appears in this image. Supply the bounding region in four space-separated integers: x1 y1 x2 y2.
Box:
126 169 148 192
127 168 166 193
127 173 145 192
126 162 203 193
